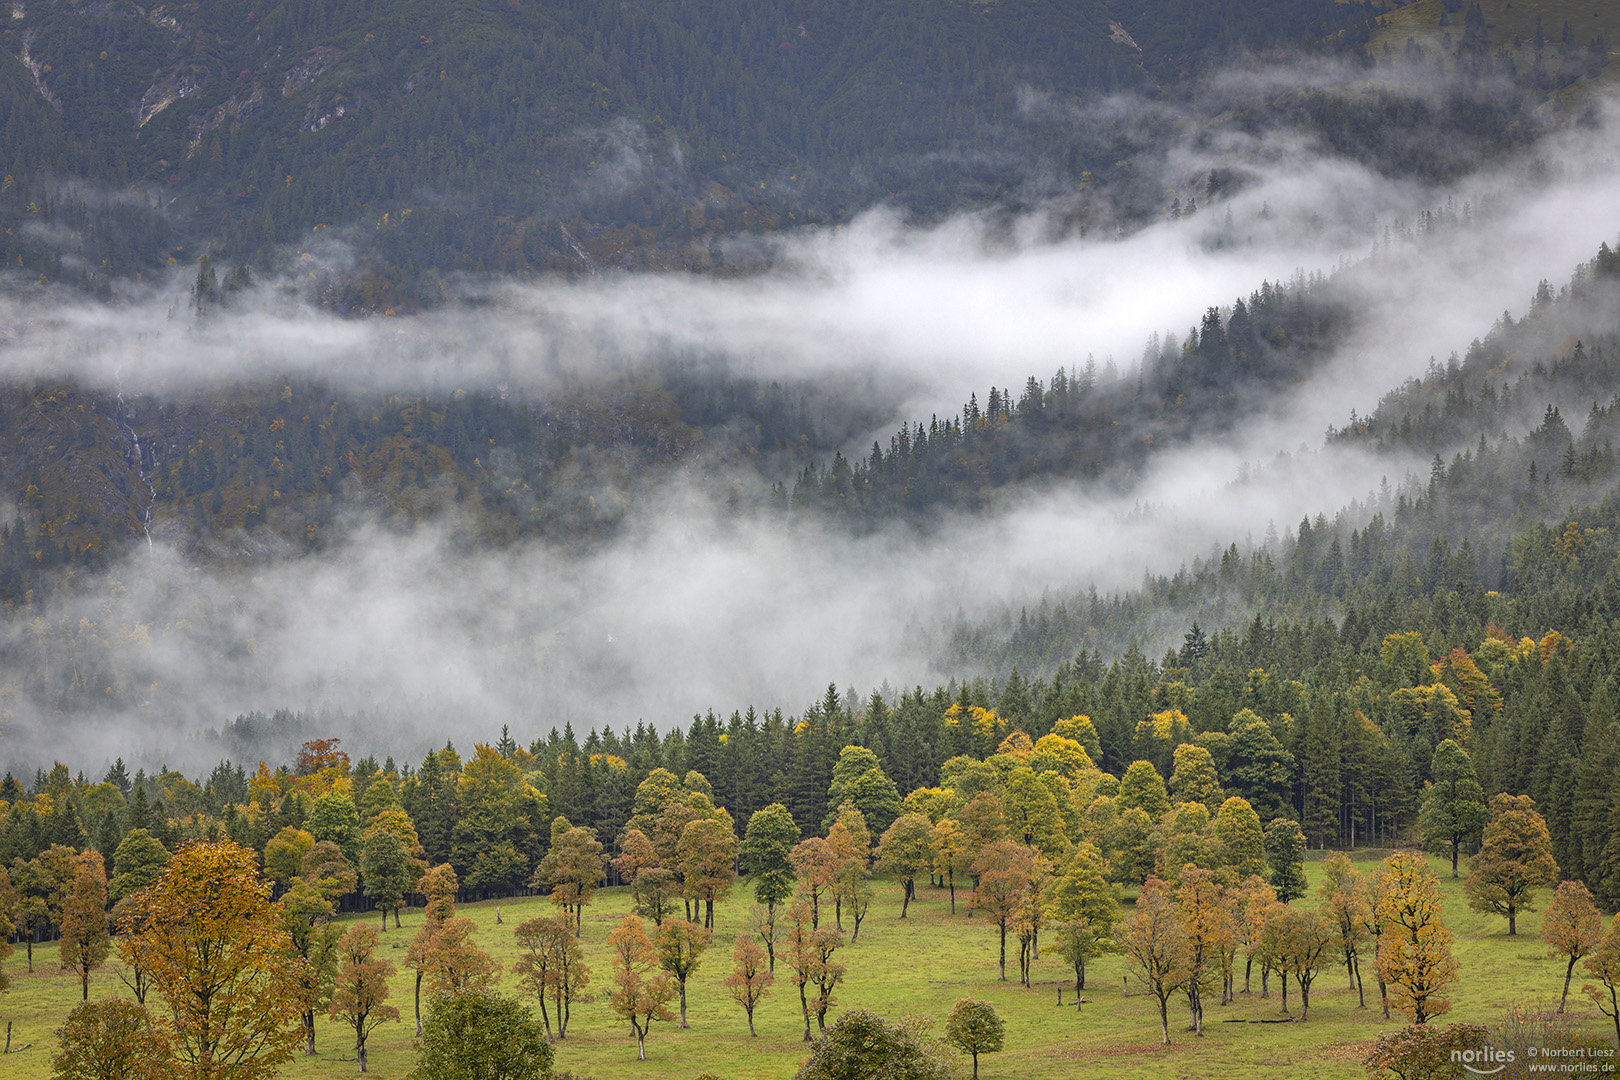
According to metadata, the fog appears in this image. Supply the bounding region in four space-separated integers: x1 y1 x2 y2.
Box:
2 70 1619 775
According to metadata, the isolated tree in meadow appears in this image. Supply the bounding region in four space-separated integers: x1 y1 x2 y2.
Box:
795 1009 953 1080
655 919 711 1029
1376 851 1457 1024
1264 818 1307 903
329 923 398 1073
790 837 840 929
1542 880 1603 1012
408 988 552 1080
1464 793 1559 935
1584 913 1620 1048
740 803 801 914
120 839 308 1080
58 851 110 1000
944 998 1005 1080
722 933 773 1036
50 998 170 1080
784 901 845 1041
608 915 677 1061
512 913 590 1041
877 812 936 918
534 820 606 936
931 818 969 914
1270 905 1334 1020
972 840 1048 981
277 879 341 1056
1176 865 1228 1033
1120 877 1192 1045
679 815 738 930
1418 740 1488 878
1317 852 1370 1008
360 828 414 930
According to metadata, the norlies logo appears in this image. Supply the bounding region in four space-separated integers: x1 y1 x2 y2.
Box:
1453 1046 1517 1075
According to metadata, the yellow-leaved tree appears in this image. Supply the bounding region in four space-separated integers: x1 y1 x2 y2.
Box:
119 839 309 1080
1374 851 1458 1025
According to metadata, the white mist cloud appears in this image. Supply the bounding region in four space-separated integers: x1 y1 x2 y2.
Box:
2 73 1618 772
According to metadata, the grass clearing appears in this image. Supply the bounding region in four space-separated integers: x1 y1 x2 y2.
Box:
0 852 1610 1079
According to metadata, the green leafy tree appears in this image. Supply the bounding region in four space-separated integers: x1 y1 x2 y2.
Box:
50 998 170 1080
655 919 711 1029
1225 711 1296 819
109 829 169 902
408 988 552 1080
1116 761 1171 819
1210 796 1267 881
1418 740 1488 878
1264 818 1307 903
1464 793 1559 935
876 812 937 918
794 1010 953 1080
1169 744 1223 812
277 879 341 1056
360 829 413 930
824 746 903 836
305 791 363 867
533 821 606 936
1045 842 1121 992
740 804 801 913
944 998 1005 1080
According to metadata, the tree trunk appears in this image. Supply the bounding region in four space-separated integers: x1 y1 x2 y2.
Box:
1560 955 1576 1013
971 1050 980 1079
635 1020 646 1061
381 905 387 929
1451 842 1459 878
1157 996 1170 1045
1353 953 1365 1008
1507 907 1517 935
901 880 911 918
998 922 1007 980
948 876 956 915
1244 955 1252 994
395 906 401 929
358 1041 368 1073
799 984 812 1042
415 972 424 1036
304 1010 316 1055
1280 971 1289 1014
679 982 689 1028
747 1008 756 1037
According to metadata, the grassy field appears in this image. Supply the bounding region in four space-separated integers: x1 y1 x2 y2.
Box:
0 852 1612 1080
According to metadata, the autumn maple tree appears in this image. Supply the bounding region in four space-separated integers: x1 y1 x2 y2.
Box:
655 919 711 1029
1542 880 1603 1013
57 851 110 1001
1119 877 1192 1045
1583 912 1620 1048
120 839 309 1080
512 913 590 1041
328 923 398 1073
607 915 676 1061
1375 850 1457 1024
721 933 772 1036
1464 793 1559 935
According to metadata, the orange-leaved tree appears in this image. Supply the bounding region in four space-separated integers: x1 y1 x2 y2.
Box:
608 915 676 1061
58 850 110 1001
1542 880 1603 1013
328 923 398 1074
721 933 772 1037
1464 793 1559 936
119 839 309 1080
1119 876 1191 1046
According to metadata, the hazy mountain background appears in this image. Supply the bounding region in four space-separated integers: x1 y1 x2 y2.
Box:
0 0 1617 771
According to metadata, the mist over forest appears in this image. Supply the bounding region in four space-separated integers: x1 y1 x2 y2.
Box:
0 0 1613 783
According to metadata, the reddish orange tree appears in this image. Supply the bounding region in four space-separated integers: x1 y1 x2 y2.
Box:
1542 880 1603 1013
721 934 772 1036
328 923 398 1073
970 839 1048 981
1119 877 1191 1046
608 915 676 1061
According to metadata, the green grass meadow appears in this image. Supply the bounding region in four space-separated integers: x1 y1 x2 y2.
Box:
0 852 1612 1079
1369 0 1620 92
